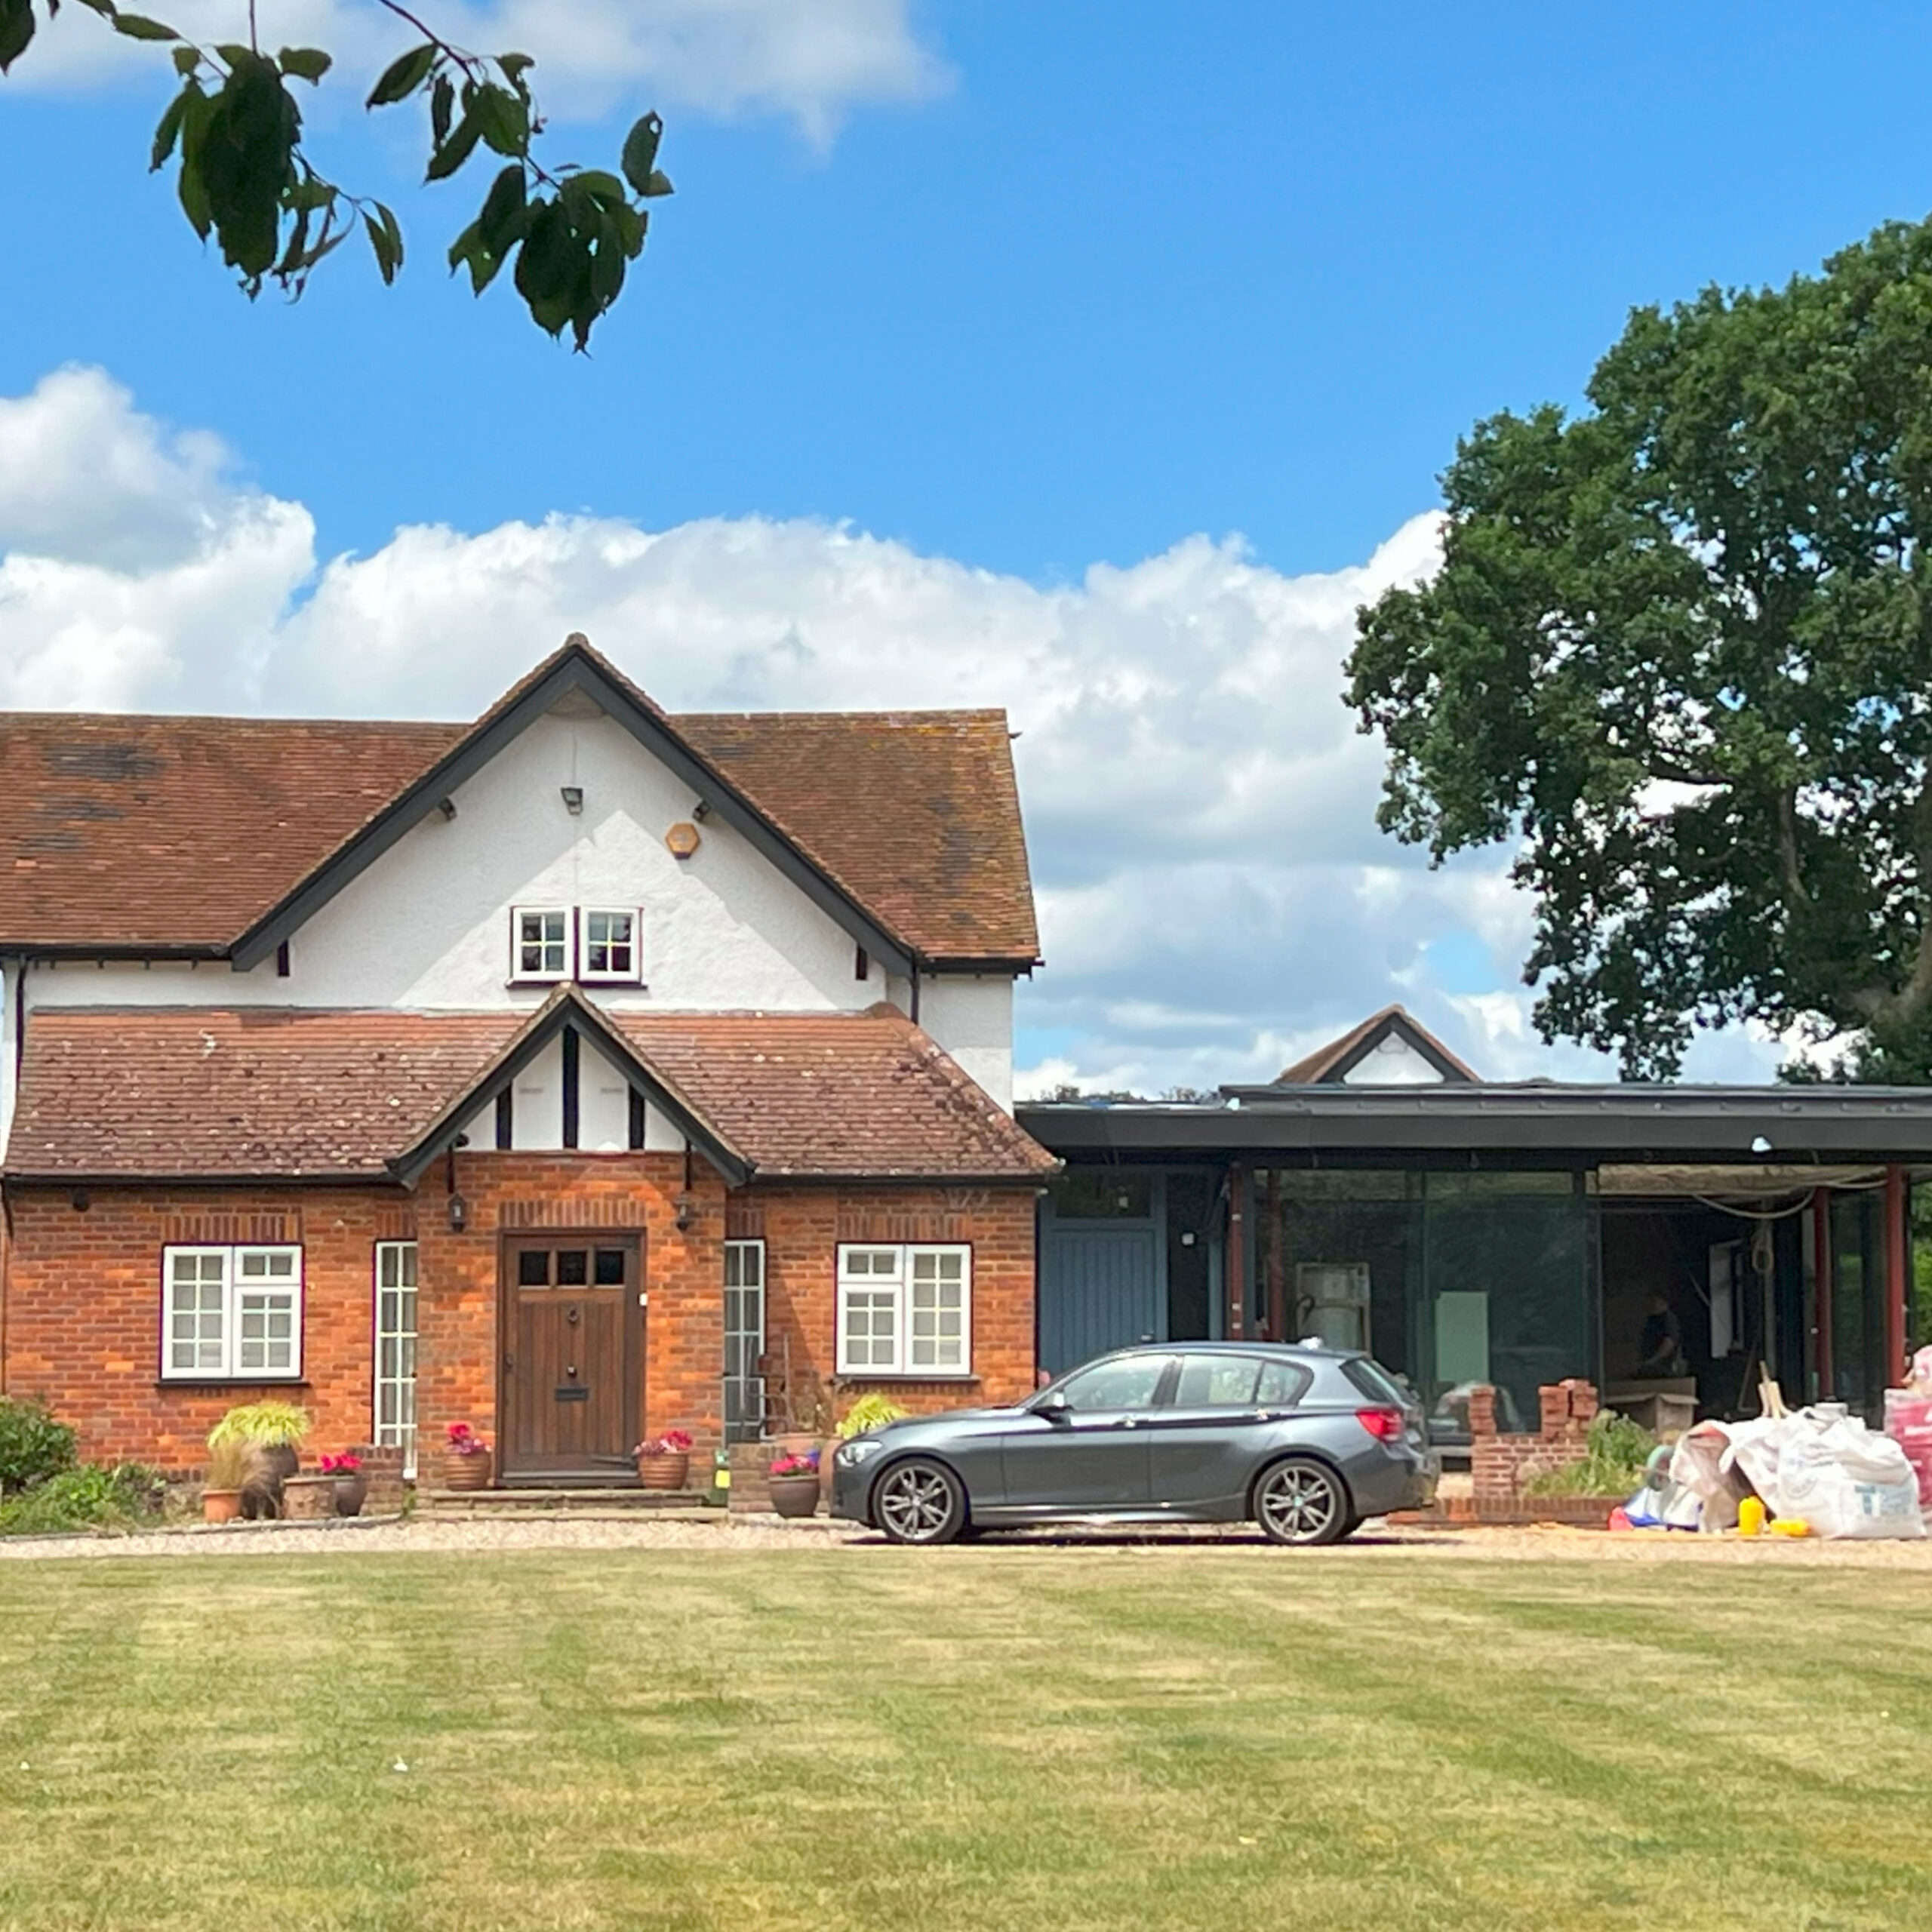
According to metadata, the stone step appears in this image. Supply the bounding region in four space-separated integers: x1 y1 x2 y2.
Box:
418 1487 720 1518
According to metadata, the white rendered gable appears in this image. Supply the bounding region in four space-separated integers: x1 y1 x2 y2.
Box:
1340 1033 1447 1085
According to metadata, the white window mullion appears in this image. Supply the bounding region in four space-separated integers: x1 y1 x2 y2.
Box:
161 1244 301 1382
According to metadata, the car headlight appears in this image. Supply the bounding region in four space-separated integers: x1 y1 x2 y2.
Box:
837 1437 885 1466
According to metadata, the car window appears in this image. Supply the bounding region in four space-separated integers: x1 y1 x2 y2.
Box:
1173 1355 1261 1407
1343 1358 1407 1407
1060 1355 1173 1411
1255 1361 1311 1407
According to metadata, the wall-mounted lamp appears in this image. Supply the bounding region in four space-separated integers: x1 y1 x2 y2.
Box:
448 1192 469 1232
437 796 458 821
560 786 584 815
673 1191 695 1233
691 798 711 823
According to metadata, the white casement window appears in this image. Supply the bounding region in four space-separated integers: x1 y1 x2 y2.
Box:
374 1242 419 1478
580 908 641 983
513 906 571 980
162 1245 303 1380
722 1239 766 1444
835 1243 971 1377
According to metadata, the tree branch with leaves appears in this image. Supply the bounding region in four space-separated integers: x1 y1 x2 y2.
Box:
0 0 672 348
1347 217 1932 1081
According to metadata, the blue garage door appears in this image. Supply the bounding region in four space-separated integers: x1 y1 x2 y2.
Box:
1040 1226 1161 1375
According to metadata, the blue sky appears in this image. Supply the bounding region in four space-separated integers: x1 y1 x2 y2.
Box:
3 1 1930 1088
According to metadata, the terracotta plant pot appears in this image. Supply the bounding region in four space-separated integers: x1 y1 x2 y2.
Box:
441 1450 492 1491
202 1487 244 1524
637 1452 690 1491
332 1473 369 1517
281 1474 337 1521
768 1472 821 1518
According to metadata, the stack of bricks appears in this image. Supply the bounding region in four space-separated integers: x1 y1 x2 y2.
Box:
348 1444 407 1517
1470 1378 1601 1516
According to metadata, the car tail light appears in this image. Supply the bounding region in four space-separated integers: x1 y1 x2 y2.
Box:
1355 1407 1404 1442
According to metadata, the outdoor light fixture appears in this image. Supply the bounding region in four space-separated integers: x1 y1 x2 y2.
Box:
691 798 711 822
448 1192 469 1232
674 1191 695 1232
561 785 584 815
436 796 458 821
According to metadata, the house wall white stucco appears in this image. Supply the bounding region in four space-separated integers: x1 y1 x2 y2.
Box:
4 707 1019 1150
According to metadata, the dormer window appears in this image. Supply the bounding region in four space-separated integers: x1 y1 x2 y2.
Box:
515 907 571 981
581 909 640 983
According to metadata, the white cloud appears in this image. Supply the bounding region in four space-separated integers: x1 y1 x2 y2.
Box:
0 365 1783 1091
11 0 946 143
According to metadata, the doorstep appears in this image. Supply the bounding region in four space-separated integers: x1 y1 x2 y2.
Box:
416 1487 721 1520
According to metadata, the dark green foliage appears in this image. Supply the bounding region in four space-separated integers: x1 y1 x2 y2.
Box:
1 2 669 348
1349 217 1932 1078
0 1396 77 1492
0 1463 165 1537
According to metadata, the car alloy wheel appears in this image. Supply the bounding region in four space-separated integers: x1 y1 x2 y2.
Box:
873 1457 967 1546
1254 1457 1350 1546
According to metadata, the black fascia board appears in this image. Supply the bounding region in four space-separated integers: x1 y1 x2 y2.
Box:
388 989 752 1188
1018 1088 1932 1162
228 650 916 978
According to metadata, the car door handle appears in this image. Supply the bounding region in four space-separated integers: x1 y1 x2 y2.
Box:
1120 1417 1143 1429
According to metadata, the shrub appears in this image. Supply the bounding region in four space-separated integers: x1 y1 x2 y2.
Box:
0 1397 78 1494
1523 1411 1658 1497
0 1463 165 1537
205 1438 266 1492
837 1394 909 1439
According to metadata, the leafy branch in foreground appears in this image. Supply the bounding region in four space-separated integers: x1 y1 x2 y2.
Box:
0 0 672 348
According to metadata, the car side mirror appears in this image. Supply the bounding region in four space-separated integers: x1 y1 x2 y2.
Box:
1035 1389 1072 1423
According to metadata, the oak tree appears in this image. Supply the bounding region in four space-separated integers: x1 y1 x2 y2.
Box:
0 0 672 348
1348 217 1932 1080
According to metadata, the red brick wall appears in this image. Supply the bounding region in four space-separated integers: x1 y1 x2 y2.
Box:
2 1162 1040 1475
1 1185 415 1471
729 1183 1038 1423
1469 1377 1601 1509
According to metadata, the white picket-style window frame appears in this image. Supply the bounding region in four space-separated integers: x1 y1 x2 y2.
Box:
373 1241 420 1478
579 907 642 984
161 1244 303 1380
722 1238 766 1444
835 1242 971 1377
512 906 572 981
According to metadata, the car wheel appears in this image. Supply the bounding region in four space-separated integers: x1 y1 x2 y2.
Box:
872 1457 968 1546
1254 1457 1351 1547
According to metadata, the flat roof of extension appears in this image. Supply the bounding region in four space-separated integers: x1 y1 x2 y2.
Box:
1017 1082 1932 1165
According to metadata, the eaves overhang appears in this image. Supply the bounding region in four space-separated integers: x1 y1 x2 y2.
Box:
1020 1084 1932 1164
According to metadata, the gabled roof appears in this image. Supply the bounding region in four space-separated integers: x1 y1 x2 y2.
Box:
0 636 1040 968
1273 1005 1478 1085
4 999 1058 1186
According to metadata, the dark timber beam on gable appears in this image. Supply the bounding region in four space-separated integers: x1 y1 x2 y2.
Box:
386 985 752 1189
228 642 918 978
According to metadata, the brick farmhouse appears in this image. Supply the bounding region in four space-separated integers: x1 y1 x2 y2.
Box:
0 638 1054 1481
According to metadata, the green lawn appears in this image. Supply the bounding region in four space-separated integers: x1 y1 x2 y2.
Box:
0 1546 1927 1930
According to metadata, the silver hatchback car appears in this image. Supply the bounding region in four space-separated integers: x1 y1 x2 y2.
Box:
830 1340 1438 1546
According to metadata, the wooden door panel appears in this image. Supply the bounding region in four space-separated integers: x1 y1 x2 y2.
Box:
503 1236 640 1475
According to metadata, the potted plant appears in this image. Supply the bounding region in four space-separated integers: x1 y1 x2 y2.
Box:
768 1447 821 1518
321 1452 368 1517
207 1400 310 1497
441 1421 492 1491
202 1437 263 1523
281 1467 337 1521
633 1429 693 1491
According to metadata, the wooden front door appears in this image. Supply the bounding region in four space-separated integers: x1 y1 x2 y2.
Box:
501 1235 641 1480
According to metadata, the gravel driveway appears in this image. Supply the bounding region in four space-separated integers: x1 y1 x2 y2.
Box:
5 1512 1932 1564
